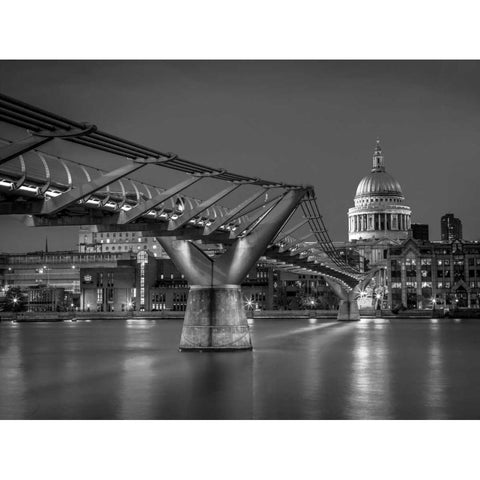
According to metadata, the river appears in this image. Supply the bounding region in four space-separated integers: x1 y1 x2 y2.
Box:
1 317 479 419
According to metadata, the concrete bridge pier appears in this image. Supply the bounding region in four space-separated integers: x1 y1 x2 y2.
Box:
324 278 360 321
157 188 307 351
180 285 251 350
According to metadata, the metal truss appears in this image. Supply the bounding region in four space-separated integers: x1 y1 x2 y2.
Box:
0 92 362 286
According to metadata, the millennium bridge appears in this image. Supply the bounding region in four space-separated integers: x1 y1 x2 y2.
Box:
0 93 375 350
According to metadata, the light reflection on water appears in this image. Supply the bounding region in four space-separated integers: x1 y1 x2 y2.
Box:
426 322 446 419
1 318 480 419
346 320 392 419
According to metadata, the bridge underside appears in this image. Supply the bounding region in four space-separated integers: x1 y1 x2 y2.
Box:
0 92 365 349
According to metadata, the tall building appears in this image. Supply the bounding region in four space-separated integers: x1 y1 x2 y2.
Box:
441 214 462 242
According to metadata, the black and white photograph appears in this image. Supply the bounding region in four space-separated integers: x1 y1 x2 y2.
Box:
1 2 479 479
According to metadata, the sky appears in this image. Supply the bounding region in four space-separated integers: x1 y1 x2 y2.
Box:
0 60 480 252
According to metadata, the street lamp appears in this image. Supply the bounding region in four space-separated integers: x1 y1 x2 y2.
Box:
246 299 254 318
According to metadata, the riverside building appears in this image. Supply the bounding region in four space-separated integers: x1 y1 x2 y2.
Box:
387 237 480 310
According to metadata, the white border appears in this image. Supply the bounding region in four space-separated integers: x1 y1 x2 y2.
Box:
1 0 480 59
2 1 480 478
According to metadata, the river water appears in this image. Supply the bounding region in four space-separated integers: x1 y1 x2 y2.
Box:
1 318 480 419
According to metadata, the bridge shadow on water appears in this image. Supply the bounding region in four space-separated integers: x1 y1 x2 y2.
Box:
1 318 480 419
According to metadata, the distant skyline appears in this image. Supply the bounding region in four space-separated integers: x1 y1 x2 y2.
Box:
0 60 479 252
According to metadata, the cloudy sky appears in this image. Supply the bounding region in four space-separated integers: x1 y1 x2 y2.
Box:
0 60 479 252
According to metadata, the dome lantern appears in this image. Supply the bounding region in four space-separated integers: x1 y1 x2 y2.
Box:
372 138 385 172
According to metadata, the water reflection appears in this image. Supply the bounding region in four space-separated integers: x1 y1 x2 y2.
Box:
425 322 446 418
0 328 26 419
346 320 392 419
2 318 480 419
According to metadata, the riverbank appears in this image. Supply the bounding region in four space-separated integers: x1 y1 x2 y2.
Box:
2 308 480 322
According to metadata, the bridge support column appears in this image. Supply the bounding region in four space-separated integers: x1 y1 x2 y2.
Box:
157 188 307 351
337 291 360 321
180 285 251 350
324 277 360 321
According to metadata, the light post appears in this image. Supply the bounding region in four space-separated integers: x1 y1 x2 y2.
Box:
246 299 254 319
376 293 381 310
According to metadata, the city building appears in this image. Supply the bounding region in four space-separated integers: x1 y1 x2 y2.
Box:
411 223 429 241
0 250 134 293
0 250 136 311
387 237 480 310
0 248 340 313
345 140 413 308
78 226 169 258
441 213 463 242
26 285 73 312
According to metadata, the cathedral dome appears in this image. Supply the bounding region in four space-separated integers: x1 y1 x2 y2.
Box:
355 170 403 198
348 139 412 244
354 139 403 199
